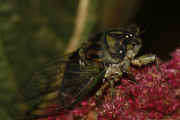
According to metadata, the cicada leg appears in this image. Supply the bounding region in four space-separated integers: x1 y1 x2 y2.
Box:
96 64 123 99
96 81 109 97
131 54 161 72
109 79 115 98
131 54 156 67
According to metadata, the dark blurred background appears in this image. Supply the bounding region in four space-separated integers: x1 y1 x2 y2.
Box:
136 1 180 59
0 0 179 119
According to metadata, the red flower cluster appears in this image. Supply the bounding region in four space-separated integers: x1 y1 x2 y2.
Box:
45 49 180 120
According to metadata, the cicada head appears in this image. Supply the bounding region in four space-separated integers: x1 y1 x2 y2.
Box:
103 24 142 63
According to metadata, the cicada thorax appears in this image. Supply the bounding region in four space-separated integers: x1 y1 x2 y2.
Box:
78 32 107 67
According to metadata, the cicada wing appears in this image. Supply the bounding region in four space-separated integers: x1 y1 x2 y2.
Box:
58 61 105 108
9 52 104 120
9 54 70 120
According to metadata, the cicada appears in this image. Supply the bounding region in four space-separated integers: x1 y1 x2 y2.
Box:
9 24 156 120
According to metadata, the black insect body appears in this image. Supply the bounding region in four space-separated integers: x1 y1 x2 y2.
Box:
10 24 156 120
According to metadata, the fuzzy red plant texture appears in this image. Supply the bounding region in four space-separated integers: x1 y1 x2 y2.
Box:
42 49 180 120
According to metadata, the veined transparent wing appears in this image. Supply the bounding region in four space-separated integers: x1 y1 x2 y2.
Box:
9 51 105 120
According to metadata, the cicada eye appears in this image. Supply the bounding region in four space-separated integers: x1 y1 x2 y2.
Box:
125 35 129 38
119 50 123 54
125 33 134 39
129 33 133 37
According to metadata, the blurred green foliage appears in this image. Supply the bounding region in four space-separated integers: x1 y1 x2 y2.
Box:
0 0 140 119
0 35 15 120
0 1 79 119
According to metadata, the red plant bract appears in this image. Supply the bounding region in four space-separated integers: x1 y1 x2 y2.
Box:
44 49 180 120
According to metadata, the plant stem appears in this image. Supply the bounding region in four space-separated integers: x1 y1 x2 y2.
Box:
66 0 99 53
